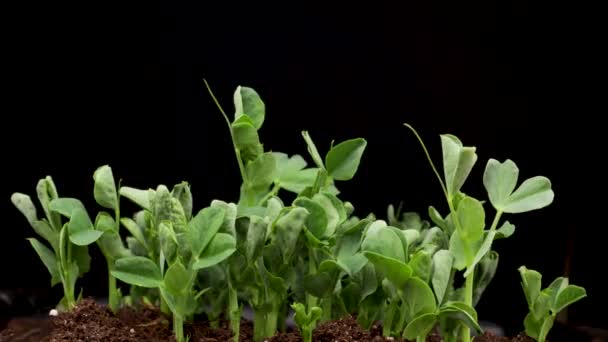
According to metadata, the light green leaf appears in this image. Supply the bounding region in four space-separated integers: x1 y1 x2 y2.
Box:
112 256 162 288
120 218 148 250
455 196 485 242
519 266 542 308
523 312 542 341
428 206 447 231
31 220 58 252
193 233 236 269
119 186 152 211
294 197 328 239
27 238 60 286
409 250 433 283
93 165 118 210
246 152 277 190
49 198 85 218
95 212 116 233
363 252 412 289
362 224 405 262
532 290 552 320
495 221 515 240
188 206 226 257
439 301 481 333
68 208 103 246
432 250 454 304
11 193 38 226
483 159 518 210
464 229 497 277
325 138 367 181
311 193 344 238
159 222 178 263
246 215 267 263
338 253 368 276
302 131 325 169
36 177 60 229
553 285 586 314
538 315 555 342
232 117 263 163
234 85 265 129
441 134 478 197
171 182 193 220
72 245 91 276
502 176 554 213
403 277 438 321
273 152 318 193
403 313 438 340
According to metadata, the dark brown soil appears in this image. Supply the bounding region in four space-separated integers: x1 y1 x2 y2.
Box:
0 299 537 341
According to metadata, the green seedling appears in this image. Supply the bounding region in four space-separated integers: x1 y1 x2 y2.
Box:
12 177 102 310
292 302 322 342
518 266 587 342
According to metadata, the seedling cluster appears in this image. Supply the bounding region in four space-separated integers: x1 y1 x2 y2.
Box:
11 84 586 342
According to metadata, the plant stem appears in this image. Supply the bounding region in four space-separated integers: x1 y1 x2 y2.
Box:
302 327 313 342
306 249 318 310
108 270 119 312
258 182 281 206
461 270 475 342
416 336 425 342
228 283 241 341
265 305 279 339
173 314 184 342
253 310 266 342
160 297 170 316
383 299 398 337
321 298 332 322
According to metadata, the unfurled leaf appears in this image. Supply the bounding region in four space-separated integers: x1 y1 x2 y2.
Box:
409 250 433 283
363 252 412 289
121 218 147 250
325 138 367 181
36 177 60 229
553 285 586 314
428 206 447 231
274 207 308 262
362 223 405 262
93 165 118 210
246 152 277 191
473 251 499 306
68 208 103 246
232 116 263 163
171 182 193 220
32 220 58 252
432 250 454 304
188 206 225 257
112 256 162 288
49 198 85 218
441 134 477 197
403 313 438 340
439 302 481 333
164 260 190 294
159 222 178 263
519 266 542 308
273 152 318 193
27 238 61 286
246 215 267 263
503 177 554 213
234 86 265 129
72 245 91 276
11 193 38 226
483 159 518 209
294 197 328 239
495 221 515 240
455 196 485 242
194 233 236 270
119 186 152 211
402 277 437 322
302 131 325 169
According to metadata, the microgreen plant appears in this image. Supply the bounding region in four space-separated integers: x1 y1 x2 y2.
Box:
12 177 102 311
518 266 587 342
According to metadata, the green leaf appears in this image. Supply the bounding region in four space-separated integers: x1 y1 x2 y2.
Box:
502 176 554 213
325 138 367 181
483 159 518 209
120 218 148 250
449 230 471 270
72 245 91 276
234 85 265 129
387 226 409 263
294 197 328 239
523 312 542 341
409 250 433 283
464 229 496 277
439 302 481 333
151 186 187 233
95 212 117 233
112 256 162 288
314 192 346 237
553 285 586 314
338 253 368 276
432 250 454 304
246 152 277 190
403 313 438 340
232 117 263 164
159 222 178 263
302 131 325 169
171 182 193 220
188 206 226 257
193 233 236 270
455 196 485 242
403 277 438 321
93 165 118 210
31 220 59 252
303 272 335 298
68 208 103 246
362 223 405 262
95 212 130 260
473 251 499 306
11 193 38 226
274 207 309 262
495 221 515 240
27 238 61 286
441 134 478 197
119 186 152 211
273 153 318 193
428 206 447 231
164 260 190 294
335 219 370 260
538 315 555 342
519 266 542 308
363 252 412 289
246 215 267 263
49 198 85 218
36 177 60 229
532 290 552 320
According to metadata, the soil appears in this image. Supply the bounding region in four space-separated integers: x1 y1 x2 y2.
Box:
0 298 539 342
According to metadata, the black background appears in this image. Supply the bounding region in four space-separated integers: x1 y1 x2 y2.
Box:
2 1 604 335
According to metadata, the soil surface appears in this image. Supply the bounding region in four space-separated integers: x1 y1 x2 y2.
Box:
0 298 537 341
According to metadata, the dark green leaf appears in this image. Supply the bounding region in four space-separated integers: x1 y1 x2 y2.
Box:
361 222 405 262
294 197 328 238
159 222 178 263
163 260 190 294
112 256 162 288
93 165 118 210
246 215 267 263
325 138 367 181
403 313 438 340
27 238 60 286
72 245 91 276
193 233 236 269
303 272 335 298
234 86 265 129
188 206 226 257
409 250 433 283
273 207 308 262
439 301 481 333
402 277 438 321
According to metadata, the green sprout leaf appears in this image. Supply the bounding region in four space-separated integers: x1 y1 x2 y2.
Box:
234 85 265 129
112 256 163 288
325 138 367 181
519 266 542 308
403 313 438 340
119 186 152 211
441 134 478 198
553 285 587 314
68 208 103 246
93 165 118 210
432 250 454 304
439 301 481 333
455 196 485 242
188 206 226 257
193 233 236 270
49 198 85 218
27 238 61 286
11 193 38 226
